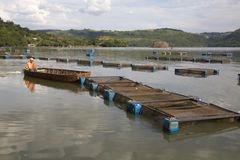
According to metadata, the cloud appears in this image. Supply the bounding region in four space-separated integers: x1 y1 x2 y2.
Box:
0 0 49 24
0 0 78 29
80 0 111 15
0 0 239 32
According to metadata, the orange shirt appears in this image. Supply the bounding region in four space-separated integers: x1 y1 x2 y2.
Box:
24 62 37 70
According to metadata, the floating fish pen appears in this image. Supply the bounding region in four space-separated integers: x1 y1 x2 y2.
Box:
10 55 27 59
49 57 58 61
56 58 69 63
0 53 11 59
38 57 50 61
77 60 103 66
132 64 168 72
68 58 79 63
175 68 219 77
202 52 233 58
102 62 131 68
145 56 231 64
145 56 159 60
194 58 231 64
210 58 231 64
84 76 239 134
56 58 78 63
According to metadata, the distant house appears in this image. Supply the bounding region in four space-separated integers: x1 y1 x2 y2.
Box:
33 37 38 41
28 44 36 47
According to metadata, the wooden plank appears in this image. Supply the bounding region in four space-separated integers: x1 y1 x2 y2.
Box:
141 98 191 104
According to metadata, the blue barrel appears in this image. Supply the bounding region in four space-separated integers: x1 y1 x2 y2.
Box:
152 65 157 72
127 101 142 115
79 77 86 86
203 70 208 77
153 50 157 55
163 117 179 134
175 69 179 74
192 58 196 63
164 66 169 70
90 83 98 91
104 89 115 101
89 60 93 66
3 53 11 59
86 49 95 60
3 55 11 59
213 69 220 75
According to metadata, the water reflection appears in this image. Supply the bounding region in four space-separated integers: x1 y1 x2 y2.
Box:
175 72 207 78
1 49 240 159
163 121 240 142
24 79 36 92
23 76 88 93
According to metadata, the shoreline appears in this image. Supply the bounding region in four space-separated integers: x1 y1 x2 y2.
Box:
1 46 240 52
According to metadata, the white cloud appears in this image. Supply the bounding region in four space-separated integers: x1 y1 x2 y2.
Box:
80 0 111 15
0 0 49 24
0 0 239 32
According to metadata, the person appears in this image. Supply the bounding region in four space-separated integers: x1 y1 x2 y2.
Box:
24 57 37 71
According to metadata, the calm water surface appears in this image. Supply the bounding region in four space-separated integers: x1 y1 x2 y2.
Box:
0 48 240 160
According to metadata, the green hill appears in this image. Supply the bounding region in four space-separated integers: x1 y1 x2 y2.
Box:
46 28 240 47
203 29 240 47
1 17 240 47
47 28 208 47
0 18 90 47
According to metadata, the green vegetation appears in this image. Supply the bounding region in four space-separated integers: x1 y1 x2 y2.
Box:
0 17 240 47
0 18 91 47
202 29 240 47
48 28 207 47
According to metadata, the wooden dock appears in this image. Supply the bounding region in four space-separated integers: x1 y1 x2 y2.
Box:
83 76 240 133
145 56 231 64
102 62 131 68
132 64 168 72
77 60 102 66
175 68 219 77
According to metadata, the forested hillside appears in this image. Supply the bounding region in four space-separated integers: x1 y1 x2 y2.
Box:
1 17 239 47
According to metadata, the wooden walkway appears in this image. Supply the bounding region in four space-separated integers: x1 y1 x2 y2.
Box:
84 76 239 132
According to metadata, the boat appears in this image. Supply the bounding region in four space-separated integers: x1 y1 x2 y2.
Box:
23 68 91 82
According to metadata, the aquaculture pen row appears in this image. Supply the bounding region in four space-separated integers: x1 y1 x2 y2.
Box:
1 55 240 134
0 55 168 72
145 56 231 64
79 76 240 134
0 55 231 77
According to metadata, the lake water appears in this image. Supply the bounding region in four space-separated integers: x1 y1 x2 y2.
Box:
0 48 240 160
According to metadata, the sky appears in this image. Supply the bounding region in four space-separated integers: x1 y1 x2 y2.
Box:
0 0 240 33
